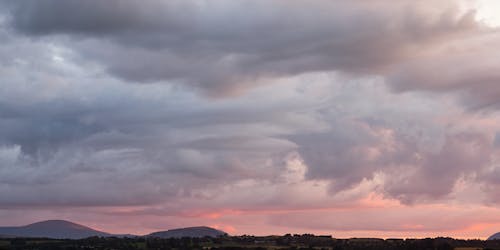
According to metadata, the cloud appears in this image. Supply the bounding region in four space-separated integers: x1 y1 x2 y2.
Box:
1 0 500 237
293 119 495 204
4 0 498 110
387 31 500 110
0 0 481 96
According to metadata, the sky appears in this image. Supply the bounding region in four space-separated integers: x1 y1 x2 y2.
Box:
1 0 500 239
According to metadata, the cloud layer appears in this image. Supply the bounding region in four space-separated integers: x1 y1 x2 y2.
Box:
0 0 500 238
1 0 486 96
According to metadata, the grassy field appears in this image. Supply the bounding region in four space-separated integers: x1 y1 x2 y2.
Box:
0 237 496 250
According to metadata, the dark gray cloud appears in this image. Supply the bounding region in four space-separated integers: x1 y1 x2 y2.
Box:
0 0 480 96
0 29 310 206
382 133 493 203
293 118 494 204
4 0 497 111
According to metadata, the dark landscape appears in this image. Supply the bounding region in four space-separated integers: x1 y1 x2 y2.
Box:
2 233 500 250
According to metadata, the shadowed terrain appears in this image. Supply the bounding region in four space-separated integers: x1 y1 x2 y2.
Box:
0 220 111 239
0 220 226 239
490 232 500 240
147 226 227 238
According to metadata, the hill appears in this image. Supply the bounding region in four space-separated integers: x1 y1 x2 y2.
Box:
0 220 112 239
147 226 226 238
489 232 500 240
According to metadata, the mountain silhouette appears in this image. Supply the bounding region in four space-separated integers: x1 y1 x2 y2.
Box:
0 220 226 239
488 232 500 240
148 226 227 238
0 220 112 239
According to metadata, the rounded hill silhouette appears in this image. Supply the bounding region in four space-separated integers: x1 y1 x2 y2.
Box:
0 220 111 239
489 232 500 240
147 226 227 238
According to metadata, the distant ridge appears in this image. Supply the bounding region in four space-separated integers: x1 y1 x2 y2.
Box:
0 220 226 239
0 220 112 239
488 232 500 240
147 226 227 238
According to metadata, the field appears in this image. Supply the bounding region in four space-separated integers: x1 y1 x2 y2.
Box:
0 236 498 250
